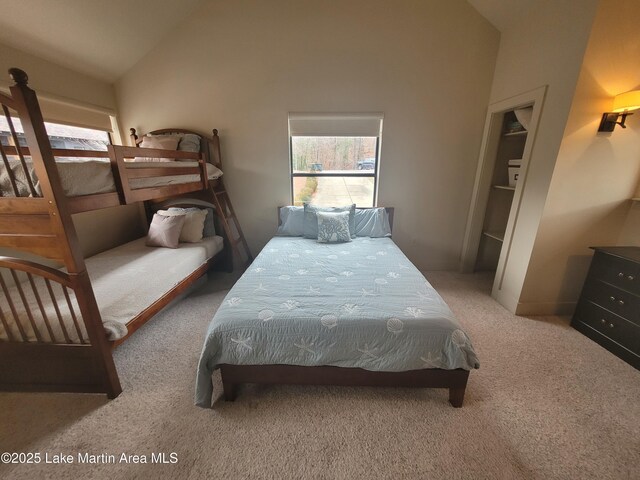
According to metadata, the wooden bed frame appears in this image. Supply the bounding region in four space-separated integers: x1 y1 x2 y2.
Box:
219 207 471 408
220 365 469 407
0 68 230 398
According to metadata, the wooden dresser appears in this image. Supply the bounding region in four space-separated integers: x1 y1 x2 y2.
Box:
571 247 640 370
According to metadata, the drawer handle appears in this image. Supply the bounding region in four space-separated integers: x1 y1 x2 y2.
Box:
628 275 635 281
609 296 616 302
609 323 614 328
618 272 625 277
618 299 625 306
600 318 606 324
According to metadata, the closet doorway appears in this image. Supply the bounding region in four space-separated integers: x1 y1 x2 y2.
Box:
460 86 547 304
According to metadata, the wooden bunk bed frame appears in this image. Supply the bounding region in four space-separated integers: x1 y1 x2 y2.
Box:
0 68 228 398
218 207 470 408
130 127 253 269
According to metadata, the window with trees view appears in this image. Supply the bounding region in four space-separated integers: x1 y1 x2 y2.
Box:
289 114 382 207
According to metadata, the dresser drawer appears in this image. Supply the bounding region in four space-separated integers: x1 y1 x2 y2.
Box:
590 251 640 295
583 279 640 326
574 301 640 355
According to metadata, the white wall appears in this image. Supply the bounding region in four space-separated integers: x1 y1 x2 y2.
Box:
116 0 499 270
619 200 640 245
480 0 599 313
519 0 640 313
0 43 115 111
0 43 145 257
618 85 640 247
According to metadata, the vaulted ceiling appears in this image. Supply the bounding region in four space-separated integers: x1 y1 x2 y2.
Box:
0 0 204 82
467 0 537 32
0 0 532 83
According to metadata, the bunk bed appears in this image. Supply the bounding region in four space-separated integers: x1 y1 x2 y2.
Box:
0 68 231 398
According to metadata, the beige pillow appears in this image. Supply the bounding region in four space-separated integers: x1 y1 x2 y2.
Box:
157 208 207 243
131 135 180 162
146 213 185 248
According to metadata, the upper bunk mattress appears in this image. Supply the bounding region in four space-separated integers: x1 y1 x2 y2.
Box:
1 158 223 197
0 235 224 343
195 236 479 407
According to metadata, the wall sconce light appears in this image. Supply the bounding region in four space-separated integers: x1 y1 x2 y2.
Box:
598 90 640 132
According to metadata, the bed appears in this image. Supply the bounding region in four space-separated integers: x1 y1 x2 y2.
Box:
1 157 223 197
0 67 233 398
1 235 224 344
196 209 479 408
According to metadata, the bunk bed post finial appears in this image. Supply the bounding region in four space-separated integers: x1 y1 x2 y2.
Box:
8 68 28 86
210 128 222 169
130 128 138 146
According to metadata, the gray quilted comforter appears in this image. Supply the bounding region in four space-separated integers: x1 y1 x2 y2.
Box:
196 237 479 407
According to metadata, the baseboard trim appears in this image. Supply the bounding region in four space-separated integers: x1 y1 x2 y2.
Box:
515 301 577 316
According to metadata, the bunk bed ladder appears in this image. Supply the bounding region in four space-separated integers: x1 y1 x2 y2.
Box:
210 180 253 269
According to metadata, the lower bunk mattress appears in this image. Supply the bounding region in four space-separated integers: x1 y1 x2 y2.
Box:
1 158 223 197
196 236 479 407
0 235 224 343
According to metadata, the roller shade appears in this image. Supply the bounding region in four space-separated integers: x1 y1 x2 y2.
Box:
0 84 115 132
37 97 114 132
289 113 383 137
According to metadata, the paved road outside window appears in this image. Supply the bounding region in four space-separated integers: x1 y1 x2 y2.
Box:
312 176 374 207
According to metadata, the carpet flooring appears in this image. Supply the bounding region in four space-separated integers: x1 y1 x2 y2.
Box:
0 271 638 480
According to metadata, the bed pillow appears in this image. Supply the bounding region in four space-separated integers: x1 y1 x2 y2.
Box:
168 207 216 237
303 203 356 239
317 211 352 243
178 134 201 153
276 206 304 236
146 213 185 248
355 208 392 237
132 135 180 162
158 208 207 243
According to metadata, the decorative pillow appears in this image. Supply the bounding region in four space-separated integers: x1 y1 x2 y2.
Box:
303 203 356 239
355 208 392 237
158 208 207 243
178 134 201 153
276 206 304 236
317 211 352 243
168 207 216 237
146 213 185 248
132 135 180 162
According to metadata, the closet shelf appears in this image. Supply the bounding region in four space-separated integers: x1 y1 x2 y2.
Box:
483 231 505 242
503 130 527 137
493 185 515 191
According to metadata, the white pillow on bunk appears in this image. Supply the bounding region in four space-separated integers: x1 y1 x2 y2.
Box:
178 134 201 153
132 135 180 162
168 207 216 237
158 208 207 243
146 213 185 249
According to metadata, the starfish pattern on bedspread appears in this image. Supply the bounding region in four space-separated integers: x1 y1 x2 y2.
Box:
195 236 480 408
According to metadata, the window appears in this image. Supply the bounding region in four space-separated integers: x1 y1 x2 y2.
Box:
0 85 117 151
289 113 383 207
0 116 110 153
